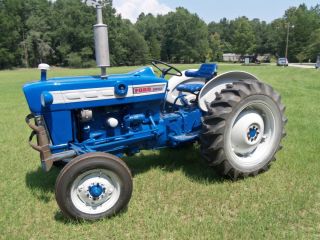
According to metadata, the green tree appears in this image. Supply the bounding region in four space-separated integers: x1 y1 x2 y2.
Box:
20 30 53 66
230 17 256 54
125 27 149 65
264 19 287 57
284 4 320 61
296 51 307 63
208 33 223 61
305 28 320 61
0 0 24 68
149 35 161 60
161 8 209 63
251 19 269 54
1 0 320 69
208 18 234 48
49 0 95 66
135 13 162 60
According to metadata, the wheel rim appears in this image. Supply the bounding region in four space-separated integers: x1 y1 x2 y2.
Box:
70 169 121 215
226 100 280 169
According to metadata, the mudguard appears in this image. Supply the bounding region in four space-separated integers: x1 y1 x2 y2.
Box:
198 71 259 112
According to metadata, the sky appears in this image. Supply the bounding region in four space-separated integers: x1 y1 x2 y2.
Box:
112 0 319 23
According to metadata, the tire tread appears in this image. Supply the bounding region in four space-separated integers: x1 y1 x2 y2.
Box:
200 80 287 179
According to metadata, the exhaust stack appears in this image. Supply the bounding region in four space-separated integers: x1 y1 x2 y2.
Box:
93 3 110 77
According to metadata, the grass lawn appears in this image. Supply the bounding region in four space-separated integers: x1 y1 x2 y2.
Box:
0 64 319 239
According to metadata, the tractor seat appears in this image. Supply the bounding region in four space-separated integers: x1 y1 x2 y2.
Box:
185 63 217 80
176 83 204 94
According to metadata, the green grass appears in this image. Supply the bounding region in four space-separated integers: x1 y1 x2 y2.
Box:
0 64 320 239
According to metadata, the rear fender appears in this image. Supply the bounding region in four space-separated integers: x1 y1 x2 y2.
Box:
198 71 259 112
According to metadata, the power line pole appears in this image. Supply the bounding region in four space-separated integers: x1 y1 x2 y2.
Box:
285 23 294 60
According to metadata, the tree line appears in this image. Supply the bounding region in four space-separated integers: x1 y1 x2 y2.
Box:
0 0 319 69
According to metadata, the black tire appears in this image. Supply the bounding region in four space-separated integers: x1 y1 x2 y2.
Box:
55 152 133 220
200 80 287 179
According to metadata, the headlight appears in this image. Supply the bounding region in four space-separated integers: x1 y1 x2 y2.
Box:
41 92 53 107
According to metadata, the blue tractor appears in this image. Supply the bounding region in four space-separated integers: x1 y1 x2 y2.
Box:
23 2 287 220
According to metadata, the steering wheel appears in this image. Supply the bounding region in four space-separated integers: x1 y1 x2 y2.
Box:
151 60 183 78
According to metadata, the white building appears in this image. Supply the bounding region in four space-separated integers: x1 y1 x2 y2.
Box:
223 53 241 62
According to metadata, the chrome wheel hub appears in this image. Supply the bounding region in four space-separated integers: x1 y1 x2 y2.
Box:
71 169 121 214
231 110 265 155
247 125 260 143
225 99 280 170
89 183 105 199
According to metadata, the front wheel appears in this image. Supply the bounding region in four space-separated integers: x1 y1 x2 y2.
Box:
55 152 133 220
200 80 287 179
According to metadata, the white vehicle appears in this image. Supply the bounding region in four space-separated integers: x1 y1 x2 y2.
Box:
277 58 289 67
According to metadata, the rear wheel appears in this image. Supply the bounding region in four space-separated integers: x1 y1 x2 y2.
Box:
200 80 287 179
55 152 133 220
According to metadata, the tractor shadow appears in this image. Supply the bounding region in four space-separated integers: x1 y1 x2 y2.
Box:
53 206 129 224
25 145 225 204
124 145 225 184
25 167 60 203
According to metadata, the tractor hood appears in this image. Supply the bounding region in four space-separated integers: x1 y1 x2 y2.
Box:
23 67 167 114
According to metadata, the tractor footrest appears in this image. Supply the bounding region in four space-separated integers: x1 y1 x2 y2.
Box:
170 132 199 143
